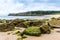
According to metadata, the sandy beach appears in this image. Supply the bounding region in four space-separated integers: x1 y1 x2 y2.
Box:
24 29 60 40
0 32 18 40
0 0 60 40
0 29 60 40
0 15 60 40
46 15 60 18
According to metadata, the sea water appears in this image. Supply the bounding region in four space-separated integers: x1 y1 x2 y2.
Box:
0 15 58 20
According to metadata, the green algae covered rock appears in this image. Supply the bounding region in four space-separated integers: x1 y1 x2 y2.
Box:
40 25 51 34
49 19 60 28
0 23 14 32
24 26 41 36
23 20 43 28
23 21 31 28
10 18 25 27
29 20 42 26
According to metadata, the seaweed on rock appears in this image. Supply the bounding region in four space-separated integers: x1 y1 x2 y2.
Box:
0 23 14 32
40 25 51 34
23 26 41 36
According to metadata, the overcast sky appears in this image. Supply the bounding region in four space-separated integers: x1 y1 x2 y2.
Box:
0 0 60 16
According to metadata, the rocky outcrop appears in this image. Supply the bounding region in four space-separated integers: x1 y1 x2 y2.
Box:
0 23 14 32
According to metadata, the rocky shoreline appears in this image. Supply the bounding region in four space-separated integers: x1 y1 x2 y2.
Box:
0 17 60 40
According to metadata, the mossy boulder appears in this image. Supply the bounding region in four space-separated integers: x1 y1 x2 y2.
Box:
0 19 7 24
0 23 14 32
40 25 51 34
29 20 42 26
51 17 57 20
23 20 43 27
23 21 31 28
24 26 41 36
49 20 60 28
16 23 26 27
10 18 25 27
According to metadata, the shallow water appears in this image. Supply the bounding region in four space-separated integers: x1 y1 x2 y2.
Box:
0 15 60 20
0 16 45 20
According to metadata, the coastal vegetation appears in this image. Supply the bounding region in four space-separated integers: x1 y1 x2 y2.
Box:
8 11 60 16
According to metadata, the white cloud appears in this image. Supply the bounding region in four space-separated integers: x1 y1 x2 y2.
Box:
0 0 24 16
0 0 60 16
22 3 60 11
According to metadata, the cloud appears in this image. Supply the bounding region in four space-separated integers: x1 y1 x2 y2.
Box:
0 0 60 16
0 0 25 16
22 3 60 12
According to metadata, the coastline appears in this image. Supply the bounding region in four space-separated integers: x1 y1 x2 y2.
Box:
0 15 60 40
0 14 60 20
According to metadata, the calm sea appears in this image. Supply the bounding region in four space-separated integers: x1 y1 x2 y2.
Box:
0 15 58 20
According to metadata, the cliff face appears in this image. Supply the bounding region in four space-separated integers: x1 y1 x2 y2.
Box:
8 11 60 16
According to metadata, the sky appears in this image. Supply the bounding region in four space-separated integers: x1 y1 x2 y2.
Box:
0 0 60 16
